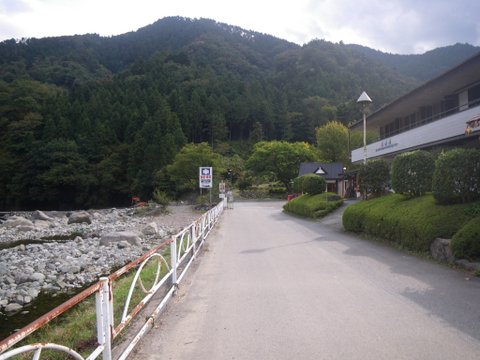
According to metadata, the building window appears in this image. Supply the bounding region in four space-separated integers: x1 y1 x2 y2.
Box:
420 105 433 124
468 83 480 106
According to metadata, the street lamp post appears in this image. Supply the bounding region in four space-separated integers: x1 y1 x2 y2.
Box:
357 91 372 164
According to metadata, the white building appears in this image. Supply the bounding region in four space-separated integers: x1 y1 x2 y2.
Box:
350 52 480 163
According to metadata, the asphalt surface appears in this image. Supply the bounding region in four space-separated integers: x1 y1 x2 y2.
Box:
131 201 480 360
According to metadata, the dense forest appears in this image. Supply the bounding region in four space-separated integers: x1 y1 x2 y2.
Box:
0 16 478 210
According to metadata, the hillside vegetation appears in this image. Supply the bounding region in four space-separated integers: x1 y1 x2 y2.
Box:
0 17 477 210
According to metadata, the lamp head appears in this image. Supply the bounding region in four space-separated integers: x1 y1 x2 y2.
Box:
357 91 372 106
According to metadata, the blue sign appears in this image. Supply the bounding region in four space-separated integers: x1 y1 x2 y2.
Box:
199 167 213 188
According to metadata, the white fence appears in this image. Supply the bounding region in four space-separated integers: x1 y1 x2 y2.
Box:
0 200 225 360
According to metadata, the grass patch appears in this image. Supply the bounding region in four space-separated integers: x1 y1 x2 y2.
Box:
451 216 480 261
343 193 480 253
283 193 343 219
9 253 170 359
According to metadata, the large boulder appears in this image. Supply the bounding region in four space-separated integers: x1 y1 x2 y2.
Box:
100 231 141 246
142 222 159 235
34 220 51 230
2 216 34 229
32 210 53 221
68 211 92 225
430 238 455 263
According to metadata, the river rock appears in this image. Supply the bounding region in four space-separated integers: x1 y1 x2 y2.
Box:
3 216 34 229
100 231 141 246
32 210 53 221
31 272 46 284
0 263 8 275
17 225 36 232
0 205 198 316
142 222 158 235
68 211 92 224
5 303 23 313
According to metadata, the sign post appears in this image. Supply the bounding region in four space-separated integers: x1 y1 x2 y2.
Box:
199 167 213 188
199 167 213 205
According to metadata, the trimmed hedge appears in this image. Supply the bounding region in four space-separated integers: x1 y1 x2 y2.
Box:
343 194 476 252
391 150 435 197
292 176 305 193
283 193 343 218
451 216 480 260
303 174 326 195
432 148 480 204
359 160 390 195
292 174 326 195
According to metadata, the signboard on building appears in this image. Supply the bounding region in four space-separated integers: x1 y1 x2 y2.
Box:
199 167 213 188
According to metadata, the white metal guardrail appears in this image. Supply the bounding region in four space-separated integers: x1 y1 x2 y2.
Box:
0 200 225 360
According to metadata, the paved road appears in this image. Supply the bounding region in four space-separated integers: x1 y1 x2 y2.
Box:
132 201 480 360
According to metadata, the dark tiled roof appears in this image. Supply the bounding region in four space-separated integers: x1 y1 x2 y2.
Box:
298 162 345 180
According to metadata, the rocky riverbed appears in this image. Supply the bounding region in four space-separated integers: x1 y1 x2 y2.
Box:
0 205 201 316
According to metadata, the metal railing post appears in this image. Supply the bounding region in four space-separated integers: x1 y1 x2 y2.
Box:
97 277 112 360
192 222 197 258
170 237 178 289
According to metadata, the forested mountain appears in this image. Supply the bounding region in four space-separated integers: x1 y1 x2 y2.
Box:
347 43 480 81
0 17 477 210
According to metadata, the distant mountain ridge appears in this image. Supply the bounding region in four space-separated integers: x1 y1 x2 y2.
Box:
346 42 480 81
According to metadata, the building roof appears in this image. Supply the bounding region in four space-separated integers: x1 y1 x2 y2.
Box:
298 162 345 180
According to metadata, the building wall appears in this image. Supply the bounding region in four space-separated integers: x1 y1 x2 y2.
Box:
352 106 480 163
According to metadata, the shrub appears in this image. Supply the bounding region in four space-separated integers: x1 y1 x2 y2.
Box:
152 189 170 206
283 193 343 218
358 160 390 196
432 148 480 204
391 150 435 197
451 216 480 260
302 174 326 195
343 194 475 252
292 176 306 194
239 189 269 199
237 173 253 190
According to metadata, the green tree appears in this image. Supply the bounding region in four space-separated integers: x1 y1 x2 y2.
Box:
315 121 349 163
165 143 222 193
246 141 318 191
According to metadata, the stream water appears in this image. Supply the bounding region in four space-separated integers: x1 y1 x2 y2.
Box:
0 291 73 340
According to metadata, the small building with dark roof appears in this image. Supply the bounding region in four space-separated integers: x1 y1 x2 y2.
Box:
298 162 348 196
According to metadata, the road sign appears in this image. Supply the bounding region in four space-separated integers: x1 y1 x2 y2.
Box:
219 181 226 193
199 167 213 188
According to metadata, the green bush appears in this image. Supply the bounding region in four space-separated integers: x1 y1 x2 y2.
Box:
292 174 326 195
358 160 390 196
152 189 170 206
343 194 476 252
239 189 269 199
283 193 343 218
292 176 306 194
237 173 254 190
268 182 287 194
432 148 480 204
451 216 480 260
302 174 326 195
391 150 435 197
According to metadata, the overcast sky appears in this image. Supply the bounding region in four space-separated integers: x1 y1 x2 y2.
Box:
1 0 479 54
